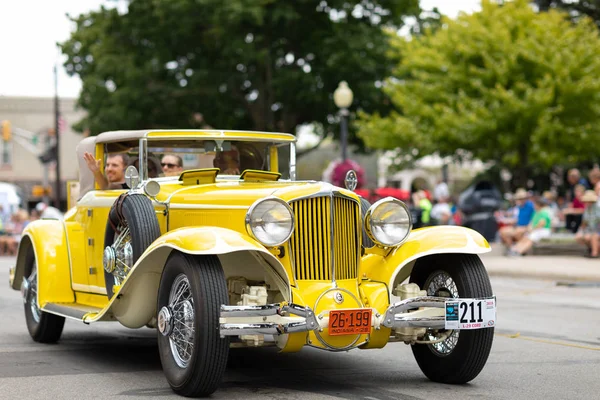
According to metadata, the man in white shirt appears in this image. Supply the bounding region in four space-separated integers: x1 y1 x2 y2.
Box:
36 202 64 220
433 178 449 203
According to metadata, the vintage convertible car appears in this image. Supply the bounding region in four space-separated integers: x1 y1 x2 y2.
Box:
9 129 496 397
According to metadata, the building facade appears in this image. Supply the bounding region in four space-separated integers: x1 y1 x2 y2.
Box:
0 96 86 210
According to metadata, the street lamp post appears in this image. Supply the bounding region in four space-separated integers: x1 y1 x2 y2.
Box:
333 81 353 161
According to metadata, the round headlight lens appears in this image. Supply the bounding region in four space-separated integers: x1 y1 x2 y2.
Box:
246 198 294 247
365 198 412 247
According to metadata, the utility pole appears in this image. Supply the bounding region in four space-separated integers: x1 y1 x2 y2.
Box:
53 65 61 209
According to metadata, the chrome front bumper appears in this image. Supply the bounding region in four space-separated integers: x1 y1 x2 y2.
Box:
219 296 450 337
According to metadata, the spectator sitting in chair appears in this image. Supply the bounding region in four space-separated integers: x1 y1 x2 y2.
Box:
507 197 552 257
562 184 586 233
575 190 600 258
499 188 535 251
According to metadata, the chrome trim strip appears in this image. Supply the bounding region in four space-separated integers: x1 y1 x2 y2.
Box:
330 191 336 286
168 204 248 210
290 142 296 181
392 316 445 328
139 138 148 182
72 283 108 295
103 134 296 144
43 303 102 320
220 321 311 335
220 302 315 319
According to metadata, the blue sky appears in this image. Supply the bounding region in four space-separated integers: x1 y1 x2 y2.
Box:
0 0 480 98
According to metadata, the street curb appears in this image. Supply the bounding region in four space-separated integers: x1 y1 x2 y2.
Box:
481 254 600 282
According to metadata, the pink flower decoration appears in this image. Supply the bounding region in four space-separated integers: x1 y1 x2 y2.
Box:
331 159 366 189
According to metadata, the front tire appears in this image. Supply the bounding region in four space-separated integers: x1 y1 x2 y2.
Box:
157 252 229 397
410 254 494 384
23 250 65 343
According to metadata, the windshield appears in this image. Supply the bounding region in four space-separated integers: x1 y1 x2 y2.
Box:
104 139 293 180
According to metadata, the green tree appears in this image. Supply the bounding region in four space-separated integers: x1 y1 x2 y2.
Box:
60 0 419 147
357 0 600 187
534 0 600 27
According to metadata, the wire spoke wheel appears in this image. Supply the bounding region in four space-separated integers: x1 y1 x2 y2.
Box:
168 274 195 368
112 224 133 286
423 270 459 356
27 262 41 323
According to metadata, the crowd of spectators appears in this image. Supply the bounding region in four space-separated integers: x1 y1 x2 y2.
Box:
494 167 600 257
0 202 63 256
364 166 600 258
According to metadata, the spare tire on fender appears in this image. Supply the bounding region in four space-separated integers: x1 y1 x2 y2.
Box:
103 194 161 299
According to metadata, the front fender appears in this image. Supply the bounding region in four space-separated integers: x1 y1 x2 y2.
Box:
363 226 490 291
97 226 292 328
11 220 74 306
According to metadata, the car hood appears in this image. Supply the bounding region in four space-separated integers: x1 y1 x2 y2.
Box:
160 180 359 208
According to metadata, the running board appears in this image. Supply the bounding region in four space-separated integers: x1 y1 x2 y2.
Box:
43 302 103 321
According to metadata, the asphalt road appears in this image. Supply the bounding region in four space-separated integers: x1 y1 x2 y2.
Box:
1 256 599 400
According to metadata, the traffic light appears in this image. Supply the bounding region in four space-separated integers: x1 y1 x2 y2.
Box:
2 120 10 141
38 145 57 164
32 185 52 197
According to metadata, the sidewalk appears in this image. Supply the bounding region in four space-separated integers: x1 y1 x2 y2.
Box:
480 244 600 282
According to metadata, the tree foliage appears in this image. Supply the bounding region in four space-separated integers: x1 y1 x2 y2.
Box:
60 0 419 145
357 0 600 186
534 0 600 27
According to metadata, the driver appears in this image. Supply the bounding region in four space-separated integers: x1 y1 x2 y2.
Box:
213 148 240 175
83 152 128 189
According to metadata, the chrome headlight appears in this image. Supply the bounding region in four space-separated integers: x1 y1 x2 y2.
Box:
365 197 412 247
245 198 294 247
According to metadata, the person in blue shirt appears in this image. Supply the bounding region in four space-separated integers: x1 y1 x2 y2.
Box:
499 188 535 251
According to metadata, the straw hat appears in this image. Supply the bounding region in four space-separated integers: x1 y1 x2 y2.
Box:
542 190 555 201
581 190 598 203
513 188 529 200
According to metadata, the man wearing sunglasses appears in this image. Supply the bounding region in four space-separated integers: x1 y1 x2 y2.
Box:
161 154 184 177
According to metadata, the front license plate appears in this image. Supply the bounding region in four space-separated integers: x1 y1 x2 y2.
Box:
445 298 496 330
328 309 372 336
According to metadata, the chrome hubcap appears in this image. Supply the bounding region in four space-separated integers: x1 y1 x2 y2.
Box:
158 306 173 336
424 270 459 355
166 274 195 368
103 246 116 273
104 224 133 285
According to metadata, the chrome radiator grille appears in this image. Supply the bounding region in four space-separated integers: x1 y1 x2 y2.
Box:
289 196 360 280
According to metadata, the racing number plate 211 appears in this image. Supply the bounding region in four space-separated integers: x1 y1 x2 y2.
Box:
328 309 372 336
445 298 496 330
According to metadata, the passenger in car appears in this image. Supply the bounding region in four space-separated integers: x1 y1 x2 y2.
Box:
132 156 161 178
161 154 184 177
83 152 128 189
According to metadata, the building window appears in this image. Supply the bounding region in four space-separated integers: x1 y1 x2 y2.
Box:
0 140 12 166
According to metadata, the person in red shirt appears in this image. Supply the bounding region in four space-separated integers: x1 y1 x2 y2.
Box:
562 184 586 233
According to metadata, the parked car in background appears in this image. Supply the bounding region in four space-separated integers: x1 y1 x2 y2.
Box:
10 129 496 397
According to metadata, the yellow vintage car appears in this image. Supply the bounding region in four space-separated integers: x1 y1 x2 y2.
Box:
9 129 496 397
